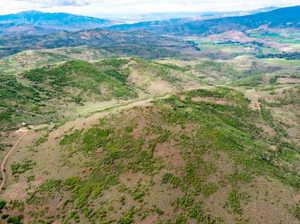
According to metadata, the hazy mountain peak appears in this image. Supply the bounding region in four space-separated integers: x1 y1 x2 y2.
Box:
0 10 112 35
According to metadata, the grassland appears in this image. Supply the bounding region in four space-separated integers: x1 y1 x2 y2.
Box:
1 51 300 132
186 29 300 60
264 58 300 67
0 57 206 131
0 59 138 131
191 40 258 56
0 46 117 75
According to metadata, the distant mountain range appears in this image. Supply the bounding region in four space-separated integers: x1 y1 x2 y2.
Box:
0 7 280 36
109 5 300 36
1 5 300 59
0 10 112 35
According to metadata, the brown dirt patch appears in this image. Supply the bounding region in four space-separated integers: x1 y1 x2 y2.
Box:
243 89 261 111
204 185 235 223
140 214 159 224
191 96 232 105
277 78 300 84
206 31 256 43
154 142 185 170
242 177 297 224
147 80 175 95
119 172 150 188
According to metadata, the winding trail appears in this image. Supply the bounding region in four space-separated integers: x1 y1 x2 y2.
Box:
0 129 28 193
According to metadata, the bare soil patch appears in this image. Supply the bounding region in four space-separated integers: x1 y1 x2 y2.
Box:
277 78 300 84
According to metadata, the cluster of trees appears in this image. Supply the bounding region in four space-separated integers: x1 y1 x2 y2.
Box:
258 52 300 60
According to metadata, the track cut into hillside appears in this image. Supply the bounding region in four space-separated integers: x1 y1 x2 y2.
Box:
0 129 28 193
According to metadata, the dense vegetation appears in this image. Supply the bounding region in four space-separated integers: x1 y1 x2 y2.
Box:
258 52 300 60
0 58 205 130
0 59 137 130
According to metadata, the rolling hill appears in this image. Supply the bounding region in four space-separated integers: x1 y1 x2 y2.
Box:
0 59 136 130
0 46 118 75
0 58 205 130
1 52 299 131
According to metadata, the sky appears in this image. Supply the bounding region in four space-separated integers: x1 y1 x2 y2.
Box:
1 0 300 17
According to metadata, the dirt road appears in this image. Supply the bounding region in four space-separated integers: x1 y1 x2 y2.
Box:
0 129 28 193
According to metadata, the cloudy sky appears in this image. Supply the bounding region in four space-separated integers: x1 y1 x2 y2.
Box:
1 0 300 17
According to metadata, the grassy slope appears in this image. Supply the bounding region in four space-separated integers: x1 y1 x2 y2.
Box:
1 87 299 223
0 58 204 131
0 59 136 130
1 53 300 131
0 46 116 75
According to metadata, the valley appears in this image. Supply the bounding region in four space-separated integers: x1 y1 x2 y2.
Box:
0 5 300 224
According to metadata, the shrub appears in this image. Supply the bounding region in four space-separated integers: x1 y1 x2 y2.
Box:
0 200 6 210
7 215 24 224
11 160 36 175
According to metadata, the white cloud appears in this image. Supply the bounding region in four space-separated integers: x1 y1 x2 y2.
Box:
0 0 300 17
